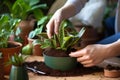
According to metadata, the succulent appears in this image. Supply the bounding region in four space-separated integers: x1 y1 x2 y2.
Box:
7 54 27 66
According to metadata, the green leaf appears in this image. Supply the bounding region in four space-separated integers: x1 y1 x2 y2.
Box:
40 39 52 49
7 54 27 66
31 4 47 11
33 9 44 20
29 0 40 6
76 27 86 38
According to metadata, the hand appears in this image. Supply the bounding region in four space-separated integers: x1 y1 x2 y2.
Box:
46 9 64 38
69 44 109 67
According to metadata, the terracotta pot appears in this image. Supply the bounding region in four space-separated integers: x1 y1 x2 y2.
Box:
43 53 77 71
9 65 28 80
0 41 22 75
74 25 100 47
0 57 4 80
104 69 120 78
33 44 43 56
18 20 35 46
27 38 34 47
28 38 43 56
80 38 99 47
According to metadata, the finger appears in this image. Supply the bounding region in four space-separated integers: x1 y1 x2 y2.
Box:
54 19 60 34
46 20 54 38
81 60 93 65
83 63 95 67
69 49 86 57
77 56 91 62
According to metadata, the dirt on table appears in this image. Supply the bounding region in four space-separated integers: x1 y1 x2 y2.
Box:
105 64 120 71
24 61 103 77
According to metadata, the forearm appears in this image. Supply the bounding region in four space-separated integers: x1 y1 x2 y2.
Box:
59 0 87 19
106 39 120 58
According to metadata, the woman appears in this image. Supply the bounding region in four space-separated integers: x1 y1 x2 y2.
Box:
46 0 120 67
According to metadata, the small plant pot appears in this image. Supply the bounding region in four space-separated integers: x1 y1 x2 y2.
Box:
33 44 43 56
28 38 43 56
0 41 22 75
9 65 28 80
104 69 120 78
0 58 4 80
43 53 77 71
104 64 120 78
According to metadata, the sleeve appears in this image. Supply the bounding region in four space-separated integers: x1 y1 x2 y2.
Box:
64 0 87 14
115 0 120 33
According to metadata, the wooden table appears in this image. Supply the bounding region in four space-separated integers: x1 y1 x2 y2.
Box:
5 56 120 80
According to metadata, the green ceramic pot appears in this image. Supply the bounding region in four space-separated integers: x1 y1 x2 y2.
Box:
43 53 77 71
9 65 28 80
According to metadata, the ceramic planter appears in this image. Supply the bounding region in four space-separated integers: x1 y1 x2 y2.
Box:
43 53 77 71
0 41 22 75
9 65 28 80
104 69 120 78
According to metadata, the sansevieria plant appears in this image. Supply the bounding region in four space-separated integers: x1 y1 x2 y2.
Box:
7 54 28 80
37 20 85 71
38 20 85 52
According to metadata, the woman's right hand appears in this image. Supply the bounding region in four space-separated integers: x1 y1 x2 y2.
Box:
46 9 64 38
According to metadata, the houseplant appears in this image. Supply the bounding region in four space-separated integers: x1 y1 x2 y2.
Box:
37 20 85 71
26 15 52 56
0 14 22 75
7 54 28 80
8 0 47 45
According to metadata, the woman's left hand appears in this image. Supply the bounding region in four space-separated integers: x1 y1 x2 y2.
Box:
69 44 109 67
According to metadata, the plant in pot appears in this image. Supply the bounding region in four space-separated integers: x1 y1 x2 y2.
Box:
26 15 52 56
0 52 4 80
37 20 85 71
7 54 28 80
0 14 22 75
8 0 47 45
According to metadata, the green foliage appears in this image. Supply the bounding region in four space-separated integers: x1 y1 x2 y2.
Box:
0 14 21 48
11 0 47 20
7 54 27 66
37 20 85 51
22 44 32 55
28 15 52 39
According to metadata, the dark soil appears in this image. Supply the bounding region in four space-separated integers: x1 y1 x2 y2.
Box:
105 64 120 71
24 61 103 77
44 48 76 57
8 42 20 48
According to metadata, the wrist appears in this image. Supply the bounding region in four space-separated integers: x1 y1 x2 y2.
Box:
106 40 120 58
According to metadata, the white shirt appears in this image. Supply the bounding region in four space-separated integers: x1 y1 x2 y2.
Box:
66 0 120 32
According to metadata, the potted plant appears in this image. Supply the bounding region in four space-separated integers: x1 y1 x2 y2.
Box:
104 64 120 78
8 0 47 45
0 52 4 80
0 14 22 75
37 20 85 71
7 54 28 80
26 15 52 56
